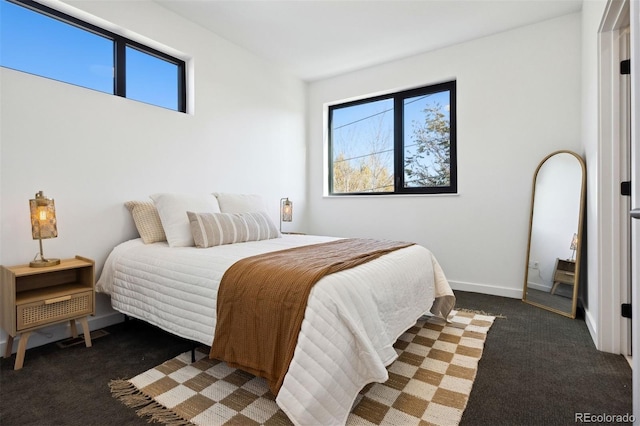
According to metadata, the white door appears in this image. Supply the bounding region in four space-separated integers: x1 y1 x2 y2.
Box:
629 0 639 422
599 1 637 419
630 1 640 425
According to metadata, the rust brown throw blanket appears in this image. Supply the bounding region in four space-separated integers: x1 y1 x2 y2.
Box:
209 238 414 395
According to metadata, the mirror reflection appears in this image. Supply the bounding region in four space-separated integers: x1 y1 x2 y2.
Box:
523 151 586 318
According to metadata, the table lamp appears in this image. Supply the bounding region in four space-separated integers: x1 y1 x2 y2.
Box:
569 233 578 261
29 191 60 267
280 197 292 233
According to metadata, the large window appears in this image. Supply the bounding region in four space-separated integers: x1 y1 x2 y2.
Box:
329 81 456 195
0 0 186 112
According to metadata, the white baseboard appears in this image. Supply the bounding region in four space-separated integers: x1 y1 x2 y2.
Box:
449 280 523 299
584 308 598 349
527 281 553 292
1 311 125 357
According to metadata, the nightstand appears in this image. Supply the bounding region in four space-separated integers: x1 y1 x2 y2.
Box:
551 258 576 295
1 256 95 370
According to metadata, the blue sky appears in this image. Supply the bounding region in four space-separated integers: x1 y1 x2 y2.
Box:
0 0 179 111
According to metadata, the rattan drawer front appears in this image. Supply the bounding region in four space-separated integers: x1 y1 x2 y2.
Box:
17 290 93 331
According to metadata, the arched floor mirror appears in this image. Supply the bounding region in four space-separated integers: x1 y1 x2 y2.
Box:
522 150 586 318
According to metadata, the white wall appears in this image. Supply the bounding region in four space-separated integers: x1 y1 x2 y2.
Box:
0 0 307 352
307 13 582 299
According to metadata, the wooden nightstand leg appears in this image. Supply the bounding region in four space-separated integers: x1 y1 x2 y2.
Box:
70 319 78 338
78 317 92 348
4 335 14 358
14 331 32 370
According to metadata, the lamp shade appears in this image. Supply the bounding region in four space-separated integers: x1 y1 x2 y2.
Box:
281 198 293 222
30 191 57 239
569 233 578 251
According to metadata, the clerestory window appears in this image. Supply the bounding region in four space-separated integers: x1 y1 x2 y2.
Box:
0 0 186 112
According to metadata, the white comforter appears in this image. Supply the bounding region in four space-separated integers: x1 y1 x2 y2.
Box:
96 235 455 425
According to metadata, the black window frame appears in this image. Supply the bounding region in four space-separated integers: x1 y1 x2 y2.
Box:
3 0 187 113
328 80 457 195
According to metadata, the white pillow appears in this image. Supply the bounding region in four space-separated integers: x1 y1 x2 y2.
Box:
150 193 221 247
214 193 267 213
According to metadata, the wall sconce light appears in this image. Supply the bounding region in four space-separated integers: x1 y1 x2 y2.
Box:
280 197 293 233
29 191 60 268
569 233 578 261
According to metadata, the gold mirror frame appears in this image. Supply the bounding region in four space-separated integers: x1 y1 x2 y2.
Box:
522 150 586 318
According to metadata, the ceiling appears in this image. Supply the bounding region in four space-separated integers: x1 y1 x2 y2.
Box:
155 0 583 82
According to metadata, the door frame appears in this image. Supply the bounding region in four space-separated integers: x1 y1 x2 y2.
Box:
619 27 632 357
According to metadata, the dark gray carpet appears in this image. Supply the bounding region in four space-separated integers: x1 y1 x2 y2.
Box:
457 292 632 426
0 291 633 425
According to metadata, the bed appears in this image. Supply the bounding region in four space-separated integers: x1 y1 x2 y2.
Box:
96 193 455 425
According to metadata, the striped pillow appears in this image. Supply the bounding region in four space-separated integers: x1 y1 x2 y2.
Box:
187 211 281 248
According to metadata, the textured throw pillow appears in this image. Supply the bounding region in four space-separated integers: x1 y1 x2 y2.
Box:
150 193 221 247
187 211 281 248
124 201 166 244
214 193 267 214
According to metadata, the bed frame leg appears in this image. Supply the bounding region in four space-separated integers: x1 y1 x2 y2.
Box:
191 345 196 363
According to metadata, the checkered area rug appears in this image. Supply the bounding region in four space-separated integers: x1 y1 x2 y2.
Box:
109 310 495 425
